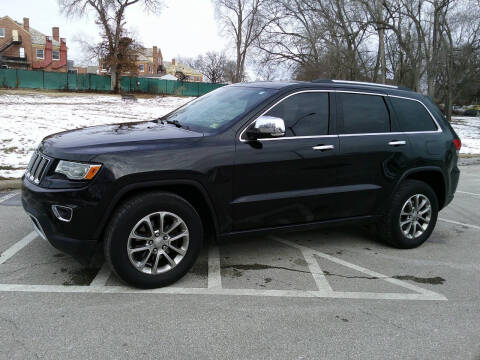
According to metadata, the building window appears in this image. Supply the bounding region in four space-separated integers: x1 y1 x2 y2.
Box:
0 28 5 37
52 50 60 60
36 49 44 59
139 64 145 72
148 64 151 73
19 48 25 58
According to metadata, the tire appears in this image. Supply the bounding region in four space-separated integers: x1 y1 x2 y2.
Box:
377 180 438 249
104 192 203 288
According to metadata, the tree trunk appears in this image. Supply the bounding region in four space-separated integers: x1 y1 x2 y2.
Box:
110 64 117 92
377 0 386 83
110 64 121 93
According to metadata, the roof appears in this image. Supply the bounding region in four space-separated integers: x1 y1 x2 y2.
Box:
135 47 161 61
232 81 303 89
160 74 178 81
4 17 62 46
232 79 419 99
28 26 61 47
163 61 202 76
312 79 412 91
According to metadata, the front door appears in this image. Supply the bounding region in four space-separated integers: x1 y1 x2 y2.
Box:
232 91 341 231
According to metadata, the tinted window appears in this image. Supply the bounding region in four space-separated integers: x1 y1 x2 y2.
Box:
391 97 437 132
163 86 277 133
340 94 390 134
265 92 329 136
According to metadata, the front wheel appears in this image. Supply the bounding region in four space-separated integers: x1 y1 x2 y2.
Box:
377 180 439 249
104 192 203 288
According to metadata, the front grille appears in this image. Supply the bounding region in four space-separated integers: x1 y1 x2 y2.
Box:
25 151 51 184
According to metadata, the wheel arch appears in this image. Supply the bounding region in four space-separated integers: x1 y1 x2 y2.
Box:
94 179 219 242
396 167 447 209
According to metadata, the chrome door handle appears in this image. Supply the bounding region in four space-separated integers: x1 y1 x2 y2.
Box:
312 144 335 151
388 140 406 146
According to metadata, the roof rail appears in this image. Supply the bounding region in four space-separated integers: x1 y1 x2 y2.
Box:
312 79 399 89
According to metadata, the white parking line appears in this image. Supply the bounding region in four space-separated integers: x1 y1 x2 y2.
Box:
207 245 222 289
0 284 447 300
0 233 447 301
276 238 332 293
0 191 19 204
271 236 446 301
0 231 37 265
439 218 480 230
90 263 111 287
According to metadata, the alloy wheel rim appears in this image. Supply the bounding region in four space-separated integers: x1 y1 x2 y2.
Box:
399 194 432 239
127 211 189 275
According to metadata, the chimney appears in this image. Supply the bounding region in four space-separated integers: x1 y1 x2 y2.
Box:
172 58 175 66
153 46 158 74
23 18 29 32
52 27 59 42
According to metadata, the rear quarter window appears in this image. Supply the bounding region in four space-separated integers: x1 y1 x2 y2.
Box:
391 97 438 132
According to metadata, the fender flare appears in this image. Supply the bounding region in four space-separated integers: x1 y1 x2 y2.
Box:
390 166 447 207
93 179 220 239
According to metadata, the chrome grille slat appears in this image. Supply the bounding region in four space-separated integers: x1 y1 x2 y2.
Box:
26 153 38 173
30 154 42 176
33 158 47 183
25 151 51 185
29 155 42 181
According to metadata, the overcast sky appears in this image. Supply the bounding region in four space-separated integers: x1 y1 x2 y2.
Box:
0 0 227 65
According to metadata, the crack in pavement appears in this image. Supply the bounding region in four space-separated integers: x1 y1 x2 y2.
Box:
322 271 380 280
221 263 312 275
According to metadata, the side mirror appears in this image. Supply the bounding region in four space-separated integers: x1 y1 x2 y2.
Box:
246 115 285 140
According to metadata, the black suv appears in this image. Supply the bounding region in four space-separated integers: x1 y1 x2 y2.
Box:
22 80 461 288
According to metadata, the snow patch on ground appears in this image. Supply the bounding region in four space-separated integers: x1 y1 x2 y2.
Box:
0 92 479 179
450 116 480 155
0 93 192 178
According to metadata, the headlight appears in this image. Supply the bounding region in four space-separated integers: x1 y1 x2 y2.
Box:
55 160 102 180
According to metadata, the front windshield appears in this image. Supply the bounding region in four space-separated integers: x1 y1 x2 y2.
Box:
161 86 277 133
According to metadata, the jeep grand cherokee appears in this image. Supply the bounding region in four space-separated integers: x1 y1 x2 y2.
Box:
22 80 461 288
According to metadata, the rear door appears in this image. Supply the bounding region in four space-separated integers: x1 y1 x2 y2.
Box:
232 90 340 231
335 91 411 218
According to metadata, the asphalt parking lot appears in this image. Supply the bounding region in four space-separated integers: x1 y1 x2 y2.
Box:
0 165 479 359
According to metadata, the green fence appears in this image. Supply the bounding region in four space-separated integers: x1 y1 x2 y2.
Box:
0 69 225 97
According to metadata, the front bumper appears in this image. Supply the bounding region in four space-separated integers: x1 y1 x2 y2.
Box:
21 177 103 263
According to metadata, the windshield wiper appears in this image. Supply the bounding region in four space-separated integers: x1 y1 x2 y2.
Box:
161 119 190 130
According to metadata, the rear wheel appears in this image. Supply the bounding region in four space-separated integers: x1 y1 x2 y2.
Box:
104 192 203 288
377 180 438 248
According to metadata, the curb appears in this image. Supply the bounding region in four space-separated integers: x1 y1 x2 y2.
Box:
0 179 22 191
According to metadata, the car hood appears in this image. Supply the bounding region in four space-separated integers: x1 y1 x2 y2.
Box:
39 120 204 161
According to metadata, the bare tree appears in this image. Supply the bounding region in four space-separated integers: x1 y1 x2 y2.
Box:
222 59 237 83
214 0 277 82
59 0 163 92
257 0 372 81
212 0 479 111
193 52 228 83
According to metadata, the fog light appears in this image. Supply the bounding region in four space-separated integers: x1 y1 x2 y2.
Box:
52 205 73 222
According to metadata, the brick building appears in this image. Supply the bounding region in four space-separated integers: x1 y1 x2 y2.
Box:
0 16 67 72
